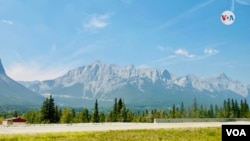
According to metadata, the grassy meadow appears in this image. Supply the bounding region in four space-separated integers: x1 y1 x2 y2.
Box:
0 127 221 141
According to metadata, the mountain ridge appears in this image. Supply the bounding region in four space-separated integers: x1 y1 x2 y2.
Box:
20 61 250 108
0 59 43 107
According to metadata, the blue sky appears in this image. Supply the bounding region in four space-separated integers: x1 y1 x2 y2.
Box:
0 0 250 84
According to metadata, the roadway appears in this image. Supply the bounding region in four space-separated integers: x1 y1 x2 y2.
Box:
1 121 250 134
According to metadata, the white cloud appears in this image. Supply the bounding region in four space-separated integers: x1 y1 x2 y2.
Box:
153 45 220 67
83 13 111 30
204 48 219 55
174 49 195 58
0 19 13 25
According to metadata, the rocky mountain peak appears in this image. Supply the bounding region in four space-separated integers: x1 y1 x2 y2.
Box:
161 69 171 80
216 73 230 81
90 60 104 67
219 72 227 77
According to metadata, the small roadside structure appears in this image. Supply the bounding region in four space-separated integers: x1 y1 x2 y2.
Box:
2 117 27 126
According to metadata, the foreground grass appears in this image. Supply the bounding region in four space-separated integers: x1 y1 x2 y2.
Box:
0 127 221 141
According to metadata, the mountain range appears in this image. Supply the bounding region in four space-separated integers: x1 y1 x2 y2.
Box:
18 60 250 109
0 59 249 110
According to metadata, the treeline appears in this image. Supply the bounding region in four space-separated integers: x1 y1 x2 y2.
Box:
168 98 250 119
23 96 134 123
5 96 250 124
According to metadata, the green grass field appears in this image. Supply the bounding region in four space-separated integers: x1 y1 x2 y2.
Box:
0 127 221 141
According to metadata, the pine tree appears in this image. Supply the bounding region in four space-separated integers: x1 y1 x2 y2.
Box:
180 102 185 118
171 104 176 118
92 99 99 123
113 98 118 121
40 95 57 123
240 100 245 117
208 104 214 118
240 99 249 118
226 98 231 118
234 99 240 118
71 109 76 119
118 98 123 112
119 101 127 122
48 95 55 122
244 99 249 117
214 105 220 118
222 99 227 117
192 98 198 118
41 97 49 123
231 99 235 118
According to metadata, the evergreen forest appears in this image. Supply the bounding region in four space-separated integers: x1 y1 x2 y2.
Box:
0 96 250 124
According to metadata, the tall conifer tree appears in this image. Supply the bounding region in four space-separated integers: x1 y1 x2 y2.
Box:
92 99 99 123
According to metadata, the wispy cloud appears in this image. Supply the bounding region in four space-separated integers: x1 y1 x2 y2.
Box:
204 48 219 55
156 0 214 30
0 19 13 25
83 13 111 32
153 55 177 65
153 48 196 66
153 46 219 66
157 45 172 52
230 0 250 11
6 61 69 81
236 0 250 5
174 48 195 58
67 45 96 61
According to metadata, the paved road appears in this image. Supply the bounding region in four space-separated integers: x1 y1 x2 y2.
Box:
1 122 250 134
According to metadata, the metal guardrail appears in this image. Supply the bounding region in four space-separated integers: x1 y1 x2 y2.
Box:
154 118 250 123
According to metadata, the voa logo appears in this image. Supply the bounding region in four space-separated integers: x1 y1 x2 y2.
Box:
221 10 235 25
222 125 249 141
226 129 246 136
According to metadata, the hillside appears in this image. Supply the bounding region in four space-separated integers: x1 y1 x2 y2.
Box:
0 59 43 108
